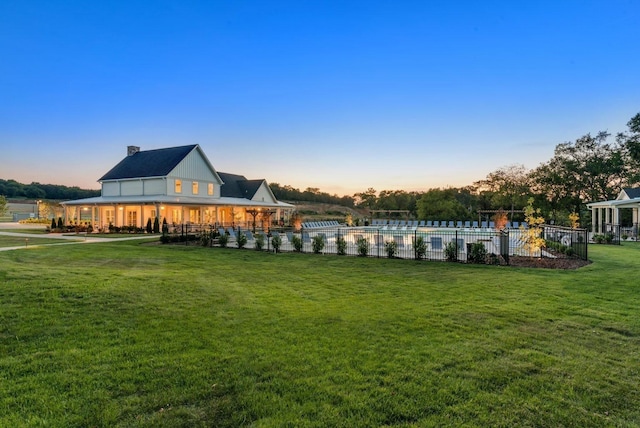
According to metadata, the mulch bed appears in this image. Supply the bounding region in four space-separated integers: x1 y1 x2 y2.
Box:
508 256 591 270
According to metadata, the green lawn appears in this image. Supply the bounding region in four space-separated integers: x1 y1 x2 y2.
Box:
1 241 639 427
0 235 83 248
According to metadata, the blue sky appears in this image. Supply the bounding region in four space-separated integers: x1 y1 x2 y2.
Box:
1 1 638 196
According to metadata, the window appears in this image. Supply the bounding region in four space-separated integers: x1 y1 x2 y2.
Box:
127 210 137 227
105 209 115 225
208 183 214 196
192 181 199 195
175 179 182 193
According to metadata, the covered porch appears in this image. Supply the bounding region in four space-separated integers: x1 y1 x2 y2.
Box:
586 198 640 239
61 196 294 233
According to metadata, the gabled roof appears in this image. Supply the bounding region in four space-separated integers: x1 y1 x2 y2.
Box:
218 172 265 199
622 188 640 199
99 145 198 181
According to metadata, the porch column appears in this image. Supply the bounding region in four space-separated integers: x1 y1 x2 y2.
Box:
605 207 610 230
140 204 144 228
592 207 597 233
613 207 620 226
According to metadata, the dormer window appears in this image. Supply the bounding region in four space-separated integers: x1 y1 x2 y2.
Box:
192 181 199 195
175 179 182 193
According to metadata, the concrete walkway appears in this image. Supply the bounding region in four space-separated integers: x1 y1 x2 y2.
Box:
0 223 157 251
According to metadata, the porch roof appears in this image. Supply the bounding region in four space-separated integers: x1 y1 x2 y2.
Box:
586 198 640 209
61 195 294 209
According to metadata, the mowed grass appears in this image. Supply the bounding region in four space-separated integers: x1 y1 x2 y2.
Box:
1 241 639 427
0 235 83 248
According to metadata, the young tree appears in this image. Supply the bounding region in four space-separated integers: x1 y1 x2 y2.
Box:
0 195 7 217
522 198 546 256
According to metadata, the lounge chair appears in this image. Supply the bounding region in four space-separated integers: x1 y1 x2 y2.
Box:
472 221 479 228
433 221 439 227
464 221 471 228
426 221 432 227
419 220 425 227
430 237 443 250
456 221 463 228
448 221 455 228
481 221 488 228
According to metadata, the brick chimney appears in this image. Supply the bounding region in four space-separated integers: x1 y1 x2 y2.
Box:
127 146 140 156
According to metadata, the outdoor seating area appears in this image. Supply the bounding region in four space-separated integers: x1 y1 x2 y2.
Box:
370 219 527 230
301 221 341 228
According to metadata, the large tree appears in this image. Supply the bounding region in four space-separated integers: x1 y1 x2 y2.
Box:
416 188 470 221
533 131 626 206
474 164 532 220
618 112 640 185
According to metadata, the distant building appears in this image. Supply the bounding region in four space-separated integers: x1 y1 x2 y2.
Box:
61 145 293 230
586 187 640 234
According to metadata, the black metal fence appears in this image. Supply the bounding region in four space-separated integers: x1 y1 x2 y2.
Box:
167 224 590 264
588 224 628 244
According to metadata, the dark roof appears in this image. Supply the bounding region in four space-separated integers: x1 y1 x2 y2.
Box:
99 145 197 181
623 188 640 199
218 172 265 199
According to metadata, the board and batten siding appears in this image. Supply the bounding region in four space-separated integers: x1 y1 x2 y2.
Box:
252 183 277 203
167 148 221 197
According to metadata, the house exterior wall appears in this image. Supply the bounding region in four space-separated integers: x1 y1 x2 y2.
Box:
144 178 165 195
121 180 143 196
102 182 120 196
252 183 276 203
167 149 221 198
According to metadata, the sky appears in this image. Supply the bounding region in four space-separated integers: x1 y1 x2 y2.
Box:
1 1 639 197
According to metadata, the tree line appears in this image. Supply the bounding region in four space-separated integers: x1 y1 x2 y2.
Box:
0 179 100 200
356 113 640 226
275 112 640 227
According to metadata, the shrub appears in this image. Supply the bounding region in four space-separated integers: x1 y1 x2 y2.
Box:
444 241 458 262
237 232 248 249
272 234 282 252
153 217 160 234
312 235 325 254
384 240 397 258
51 218 56 230
291 235 303 252
200 230 211 247
57 217 63 229
218 233 229 248
414 236 427 260
336 236 347 255
160 234 170 244
255 233 265 250
357 237 369 257
468 242 487 264
162 218 168 234
146 218 152 234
